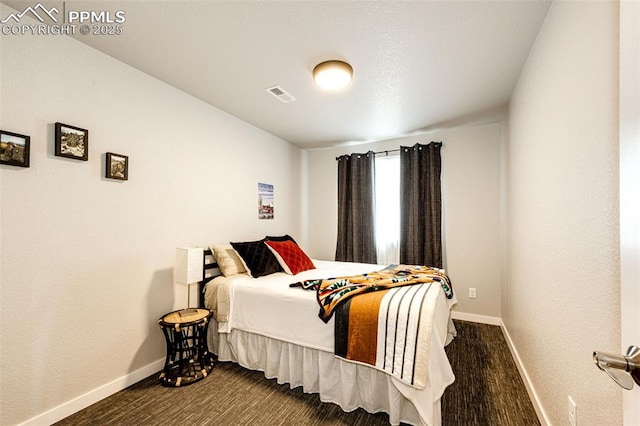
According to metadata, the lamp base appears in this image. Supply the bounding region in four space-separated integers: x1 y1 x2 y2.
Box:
179 308 199 317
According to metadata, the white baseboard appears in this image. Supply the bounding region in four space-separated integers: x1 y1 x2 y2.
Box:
451 310 502 325
19 358 165 426
500 320 551 426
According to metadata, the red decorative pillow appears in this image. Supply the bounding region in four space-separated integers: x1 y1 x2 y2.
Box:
264 240 315 275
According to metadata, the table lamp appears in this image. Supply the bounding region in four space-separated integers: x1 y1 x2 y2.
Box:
174 247 204 316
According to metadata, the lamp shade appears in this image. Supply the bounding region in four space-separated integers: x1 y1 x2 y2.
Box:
313 60 353 90
174 247 204 285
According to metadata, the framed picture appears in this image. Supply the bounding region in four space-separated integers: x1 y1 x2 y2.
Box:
55 122 88 161
0 130 30 168
258 182 274 219
106 152 128 180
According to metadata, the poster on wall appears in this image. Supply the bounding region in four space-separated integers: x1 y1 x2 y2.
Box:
258 182 274 220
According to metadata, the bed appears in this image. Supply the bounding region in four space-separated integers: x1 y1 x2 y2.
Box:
198 238 457 425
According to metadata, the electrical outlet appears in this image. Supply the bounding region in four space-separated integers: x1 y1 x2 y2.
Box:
469 288 477 299
568 396 577 426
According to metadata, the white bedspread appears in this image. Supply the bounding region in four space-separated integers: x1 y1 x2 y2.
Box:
204 260 457 425
206 260 393 350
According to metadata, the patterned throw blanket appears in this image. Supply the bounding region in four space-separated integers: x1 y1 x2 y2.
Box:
293 265 454 388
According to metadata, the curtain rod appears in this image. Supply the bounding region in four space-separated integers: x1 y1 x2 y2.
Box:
336 141 442 160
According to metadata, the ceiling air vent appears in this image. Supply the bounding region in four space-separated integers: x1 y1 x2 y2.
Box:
266 85 296 103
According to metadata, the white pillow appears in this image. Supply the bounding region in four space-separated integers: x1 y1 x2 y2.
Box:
211 245 247 276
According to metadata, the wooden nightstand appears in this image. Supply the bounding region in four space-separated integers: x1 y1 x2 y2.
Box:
158 308 215 387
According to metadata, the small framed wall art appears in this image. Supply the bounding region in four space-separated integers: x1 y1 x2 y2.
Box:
105 152 128 180
0 130 30 168
258 182 274 219
55 122 88 161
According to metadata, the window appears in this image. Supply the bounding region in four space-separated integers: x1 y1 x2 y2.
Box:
375 154 400 264
337 143 441 266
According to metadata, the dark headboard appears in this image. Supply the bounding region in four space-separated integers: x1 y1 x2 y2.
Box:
198 248 220 308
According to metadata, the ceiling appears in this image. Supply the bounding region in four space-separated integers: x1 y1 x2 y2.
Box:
3 0 551 149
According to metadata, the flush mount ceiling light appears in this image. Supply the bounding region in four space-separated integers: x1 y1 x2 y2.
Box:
313 60 353 91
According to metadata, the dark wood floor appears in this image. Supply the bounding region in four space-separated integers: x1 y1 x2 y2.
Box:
441 321 540 425
55 320 539 425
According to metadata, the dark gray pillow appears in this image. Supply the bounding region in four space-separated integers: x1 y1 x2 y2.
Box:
231 239 283 278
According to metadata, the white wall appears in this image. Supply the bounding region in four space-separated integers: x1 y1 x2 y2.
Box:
306 122 503 318
0 6 303 425
506 1 621 424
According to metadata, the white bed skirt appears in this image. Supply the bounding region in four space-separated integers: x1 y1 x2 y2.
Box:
208 324 445 426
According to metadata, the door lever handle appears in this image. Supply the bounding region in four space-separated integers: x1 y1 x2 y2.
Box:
593 345 640 390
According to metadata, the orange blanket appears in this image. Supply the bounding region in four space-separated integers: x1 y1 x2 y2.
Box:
294 265 454 387
309 264 453 323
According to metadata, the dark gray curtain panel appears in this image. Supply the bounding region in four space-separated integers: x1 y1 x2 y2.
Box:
400 142 442 268
335 151 377 264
